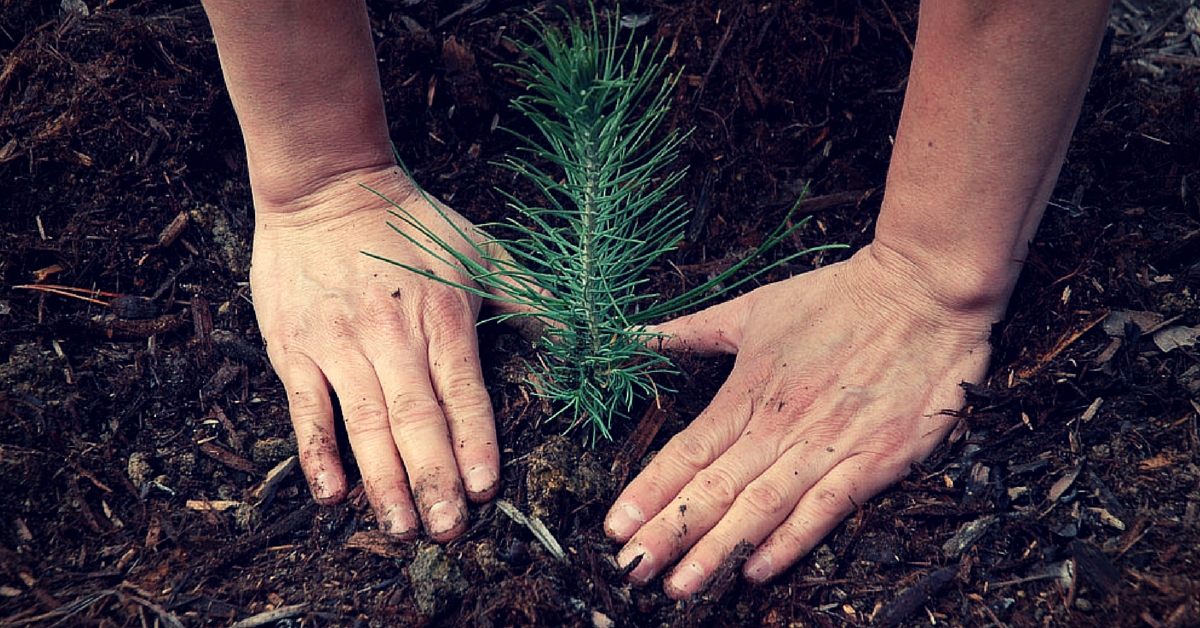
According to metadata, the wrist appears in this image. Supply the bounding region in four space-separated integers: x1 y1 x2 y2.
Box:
865 229 1022 322
251 163 416 226
248 152 398 216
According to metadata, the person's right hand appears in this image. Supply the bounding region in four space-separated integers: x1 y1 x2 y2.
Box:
249 164 511 542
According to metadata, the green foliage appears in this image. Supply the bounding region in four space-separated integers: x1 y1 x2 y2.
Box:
366 5 845 443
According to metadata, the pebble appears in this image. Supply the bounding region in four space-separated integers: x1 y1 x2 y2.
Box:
127 452 154 487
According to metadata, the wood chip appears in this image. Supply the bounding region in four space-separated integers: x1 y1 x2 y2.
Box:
1069 539 1122 597
155 211 189 248
198 440 256 473
1089 507 1127 531
872 567 956 628
186 499 241 512
248 456 298 506
201 363 245 401
345 530 407 559
612 398 672 487
942 515 997 558
1139 453 1174 470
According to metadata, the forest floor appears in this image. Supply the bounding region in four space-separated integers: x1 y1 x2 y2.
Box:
2 0 1200 626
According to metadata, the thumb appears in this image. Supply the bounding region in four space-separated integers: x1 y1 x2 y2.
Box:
646 291 752 355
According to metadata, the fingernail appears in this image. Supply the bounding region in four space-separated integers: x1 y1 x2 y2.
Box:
606 503 645 540
668 563 705 597
616 543 655 584
382 505 417 537
744 553 773 583
427 500 464 537
311 472 336 501
464 465 497 496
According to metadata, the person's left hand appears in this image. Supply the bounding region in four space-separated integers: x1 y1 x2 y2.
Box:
604 244 997 598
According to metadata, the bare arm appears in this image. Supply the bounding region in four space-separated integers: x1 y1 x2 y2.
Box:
201 0 393 206
200 0 504 542
875 0 1112 315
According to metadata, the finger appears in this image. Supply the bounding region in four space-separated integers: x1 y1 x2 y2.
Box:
423 294 500 503
322 352 421 539
606 380 755 578
742 453 904 584
273 352 347 504
367 319 469 542
645 290 753 354
616 424 795 588
660 442 842 598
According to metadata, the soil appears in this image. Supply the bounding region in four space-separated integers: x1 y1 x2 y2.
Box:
2 1 1199 626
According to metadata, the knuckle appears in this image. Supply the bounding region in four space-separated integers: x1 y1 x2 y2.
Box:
287 388 327 424
671 430 717 470
437 384 492 427
340 395 390 435
422 292 472 334
314 294 356 338
759 523 812 567
691 466 741 509
437 370 486 403
387 391 444 429
263 323 313 370
742 479 791 518
807 486 851 520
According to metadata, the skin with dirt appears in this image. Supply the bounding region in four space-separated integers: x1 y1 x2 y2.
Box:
2 1 1199 626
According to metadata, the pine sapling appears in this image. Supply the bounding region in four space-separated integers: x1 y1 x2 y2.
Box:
365 5 845 442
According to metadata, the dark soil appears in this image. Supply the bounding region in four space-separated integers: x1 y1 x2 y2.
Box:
3 1 1200 626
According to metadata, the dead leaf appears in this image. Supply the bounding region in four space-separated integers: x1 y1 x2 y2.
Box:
1152 325 1200 352
1102 310 1164 337
1048 465 1081 502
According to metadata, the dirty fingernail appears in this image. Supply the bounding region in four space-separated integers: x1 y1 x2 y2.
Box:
464 465 497 496
668 563 705 597
606 503 645 540
382 505 418 537
616 543 655 584
427 500 464 537
311 472 337 501
744 553 773 583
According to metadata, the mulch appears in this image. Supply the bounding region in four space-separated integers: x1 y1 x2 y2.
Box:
2 0 1199 626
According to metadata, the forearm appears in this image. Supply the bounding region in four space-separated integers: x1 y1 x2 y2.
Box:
874 0 1110 316
201 0 394 209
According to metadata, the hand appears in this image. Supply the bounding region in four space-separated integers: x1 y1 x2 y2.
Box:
604 244 998 598
250 165 506 541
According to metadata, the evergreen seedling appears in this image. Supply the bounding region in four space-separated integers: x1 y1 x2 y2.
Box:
366 6 844 442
